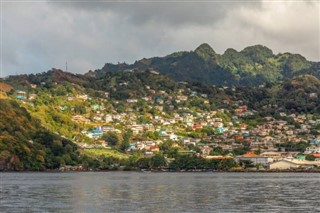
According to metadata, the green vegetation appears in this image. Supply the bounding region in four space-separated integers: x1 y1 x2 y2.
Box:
81 149 128 159
1 44 319 171
169 155 236 171
0 100 81 170
97 43 318 86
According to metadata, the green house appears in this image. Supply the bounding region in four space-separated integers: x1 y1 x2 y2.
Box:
91 104 100 111
295 153 306 160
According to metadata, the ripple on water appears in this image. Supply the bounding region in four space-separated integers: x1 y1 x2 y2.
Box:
1 172 320 213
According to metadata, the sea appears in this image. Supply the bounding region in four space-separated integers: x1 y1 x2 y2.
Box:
0 172 319 213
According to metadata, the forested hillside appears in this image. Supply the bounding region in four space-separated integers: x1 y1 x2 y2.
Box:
97 43 318 86
0 100 80 170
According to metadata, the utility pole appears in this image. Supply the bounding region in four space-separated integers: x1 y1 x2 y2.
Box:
66 61 68 72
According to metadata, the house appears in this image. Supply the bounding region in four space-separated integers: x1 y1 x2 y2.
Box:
102 127 121 134
28 94 37 100
150 146 160 153
76 94 88 100
91 104 100 111
84 128 103 139
149 70 159 75
144 141 156 150
214 122 224 128
127 99 138 103
269 159 320 170
280 152 300 159
182 138 199 146
199 146 213 156
16 90 26 100
304 146 320 154
239 124 247 130
310 138 319 146
234 152 273 166
93 115 103 121
260 151 281 161
162 133 178 141
192 124 203 130
136 142 145 150
311 153 320 161
234 135 244 141
205 155 232 160
130 125 144 135
127 144 137 152
177 95 188 101
216 127 226 134
154 106 163 111
72 115 90 123
30 84 37 89
154 97 164 104
105 115 113 123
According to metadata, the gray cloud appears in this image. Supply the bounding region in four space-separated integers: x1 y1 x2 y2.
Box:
2 0 319 77
48 1 246 26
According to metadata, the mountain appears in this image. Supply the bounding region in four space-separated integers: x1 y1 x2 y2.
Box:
1 67 319 171
95 43 318 86
1 45 319 171
278 75 320 112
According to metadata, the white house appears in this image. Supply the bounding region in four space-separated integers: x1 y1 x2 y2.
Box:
270 159 320 170
304 146 320 154
234 153 273 166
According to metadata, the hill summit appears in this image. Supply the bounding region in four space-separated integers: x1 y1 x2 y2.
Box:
95 43 318 86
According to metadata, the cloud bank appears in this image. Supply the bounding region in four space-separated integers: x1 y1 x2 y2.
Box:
2 0 319 77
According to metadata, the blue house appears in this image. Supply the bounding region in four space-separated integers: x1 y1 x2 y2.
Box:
90 128 103 138
310 138 319 145
128 144 137 151
16 90 26 100
216 127 226 134
242 132 250 137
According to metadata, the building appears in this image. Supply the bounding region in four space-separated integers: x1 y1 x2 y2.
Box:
304 146 320 154
234 153 273 166
260 151 282 161
269 159 320 170
16 90 26 100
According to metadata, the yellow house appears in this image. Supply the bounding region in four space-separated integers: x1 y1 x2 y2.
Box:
261 151 281 161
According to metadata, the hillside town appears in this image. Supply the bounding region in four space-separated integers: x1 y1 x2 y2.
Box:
12 78 320 171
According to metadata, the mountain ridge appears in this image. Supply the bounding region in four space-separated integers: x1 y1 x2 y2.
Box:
95 43 318 86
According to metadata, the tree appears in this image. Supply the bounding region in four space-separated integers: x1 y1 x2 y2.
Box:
150 154 167 169
137 157 151 169
159 140 174 152
103 132 121 146
120 130 132 152
233 147 248 156
210 146 223 155
74 104 86 114
305 154 315 161
239 159 254 168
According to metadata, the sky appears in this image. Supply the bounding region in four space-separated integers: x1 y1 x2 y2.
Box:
1 0 319 77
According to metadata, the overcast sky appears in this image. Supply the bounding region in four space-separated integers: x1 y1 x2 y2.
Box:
1 0 319 77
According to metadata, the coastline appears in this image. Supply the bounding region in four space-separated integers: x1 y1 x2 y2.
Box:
2 168 320 173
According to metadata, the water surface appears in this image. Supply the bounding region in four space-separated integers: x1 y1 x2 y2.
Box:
1 172 319 212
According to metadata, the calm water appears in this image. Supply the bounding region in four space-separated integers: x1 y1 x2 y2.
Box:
1 172 319 213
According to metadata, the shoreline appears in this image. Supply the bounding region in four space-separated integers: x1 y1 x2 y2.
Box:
2 169 320 173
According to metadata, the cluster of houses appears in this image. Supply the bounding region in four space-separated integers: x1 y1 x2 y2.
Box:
61 88 320 159
231 150 320 170
13 83 320 170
